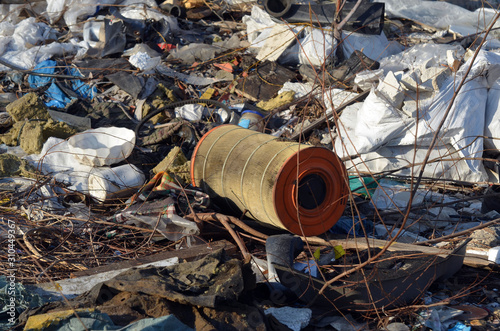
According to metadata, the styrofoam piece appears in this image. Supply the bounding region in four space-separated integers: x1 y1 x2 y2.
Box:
488 247 500 264
68 127 136 167
420 66 451 91
400 68 434 93
129 52 161 72
447 50 461 72
402 100 418 118
88 164 145 201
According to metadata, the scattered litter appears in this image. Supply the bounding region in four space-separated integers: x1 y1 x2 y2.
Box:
2 1 500 330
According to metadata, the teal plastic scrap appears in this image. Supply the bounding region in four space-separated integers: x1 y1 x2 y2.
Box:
348 175 378 198
24 311 194 331
0 275 45 328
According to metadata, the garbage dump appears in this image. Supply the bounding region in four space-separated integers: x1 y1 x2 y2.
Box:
1 0 500 330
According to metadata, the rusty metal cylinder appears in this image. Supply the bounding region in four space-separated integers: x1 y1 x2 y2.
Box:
190 125 348 236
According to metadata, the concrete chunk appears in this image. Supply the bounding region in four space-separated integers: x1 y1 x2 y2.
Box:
402 100 418 118
421 66 451 91
400 69 434 93
376 71 405 109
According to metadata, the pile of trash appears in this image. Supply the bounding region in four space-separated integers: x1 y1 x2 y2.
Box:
1 0 500 330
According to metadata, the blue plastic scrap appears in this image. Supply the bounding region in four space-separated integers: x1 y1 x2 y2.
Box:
329 216 374 237
448 322 472 331
293 260 318 278
28 60 96 108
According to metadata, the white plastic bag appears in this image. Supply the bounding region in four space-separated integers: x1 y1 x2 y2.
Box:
341 30 403 62
298 27 336 66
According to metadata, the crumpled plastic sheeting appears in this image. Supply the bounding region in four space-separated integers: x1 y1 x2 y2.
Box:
0 2 48 24
46 0 117 31
104 249 244 308
381 0 500 37
380 43 465 73
0 17 67 71
0 36 83 73
244 6 403 66
336 87 413 156
28 60 97 108
336 49 500 182
20 250 266 330
244 6 335 66
0 18 56 56
343 142 484 183
243 6 278 50
114 171 208 241
485 79 500 154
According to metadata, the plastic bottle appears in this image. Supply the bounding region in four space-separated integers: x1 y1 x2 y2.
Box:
238 110 264 131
